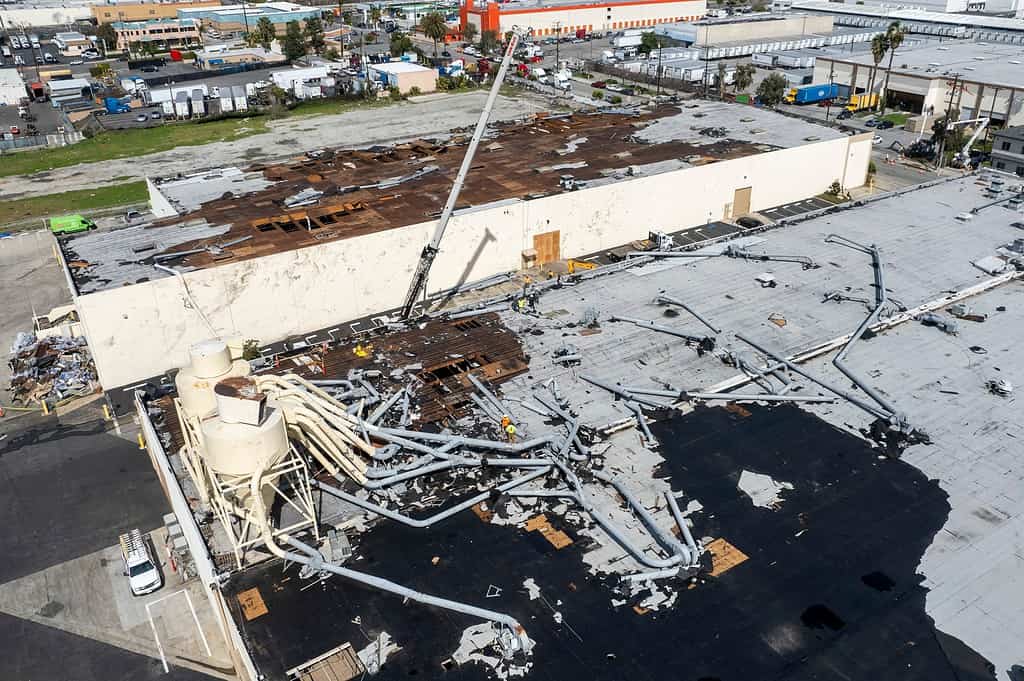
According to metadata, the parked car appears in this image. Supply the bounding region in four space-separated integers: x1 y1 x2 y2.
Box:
591 80 606 88
837 109 852 120
9 125 19 135
865 118 879 127
876 120 895 130
872 135 883 144
134 113 148 122
441 49 451 57
620 87 635 96
605 82 624 92
70 58 83 65
140 65 159 73
150 110 162 119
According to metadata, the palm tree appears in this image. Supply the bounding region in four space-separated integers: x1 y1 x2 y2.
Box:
420 11 447 57
370 6 382 30
866 33 887 109
879 21 904 113
733 63 755 93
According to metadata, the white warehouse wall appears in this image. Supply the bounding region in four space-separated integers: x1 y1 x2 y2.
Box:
76 135 871 388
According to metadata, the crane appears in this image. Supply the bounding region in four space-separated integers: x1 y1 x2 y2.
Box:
399 27 527 320
950 116 989 168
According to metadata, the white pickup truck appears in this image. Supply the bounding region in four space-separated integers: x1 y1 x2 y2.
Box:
119 529 162 596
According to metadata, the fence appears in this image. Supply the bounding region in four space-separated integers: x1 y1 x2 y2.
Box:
0 130 85 153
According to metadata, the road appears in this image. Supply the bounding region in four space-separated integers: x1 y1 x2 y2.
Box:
0 89 547 200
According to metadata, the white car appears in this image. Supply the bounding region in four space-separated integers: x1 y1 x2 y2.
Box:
119 529 162 596
463 45 480 56
872 135 883 144
70 59 83 65
605 82 624 93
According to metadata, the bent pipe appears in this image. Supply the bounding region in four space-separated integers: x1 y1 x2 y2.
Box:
315 466 552 529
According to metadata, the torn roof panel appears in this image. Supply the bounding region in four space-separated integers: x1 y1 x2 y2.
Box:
63 103 842 294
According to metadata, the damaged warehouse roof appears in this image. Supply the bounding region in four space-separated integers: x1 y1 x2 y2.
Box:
62 102 844 294
143 172 1024 680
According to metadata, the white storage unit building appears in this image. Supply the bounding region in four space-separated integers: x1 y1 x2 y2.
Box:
231 85 247 111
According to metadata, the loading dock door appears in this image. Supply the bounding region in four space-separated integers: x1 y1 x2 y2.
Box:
533 230 561 265
733 187 752 216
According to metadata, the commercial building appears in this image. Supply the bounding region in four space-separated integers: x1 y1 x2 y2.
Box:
52 31 96 56
110 18 202 51
57 103 869 391
670 12 834 46
178 2 323 34
0 68 26 105
193 46 288 70
91 0 220 25
795 0 1024 40
813 41 1024 126
122 167 1024 681
991 125 1024 175
460 0 707 38
368 61 438 94
271 65 337 98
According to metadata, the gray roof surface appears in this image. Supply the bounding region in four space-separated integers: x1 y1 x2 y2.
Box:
481 173 1024 673
819 40 1024 87
635 99 844 147
994 125 1024 142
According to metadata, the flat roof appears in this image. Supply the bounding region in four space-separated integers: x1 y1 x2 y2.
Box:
146 171 1024 680
370 61 436 74
62 103 842 294
0 68 25 87
795 0 1024 32
995 125 1024 142
817 40 1024 88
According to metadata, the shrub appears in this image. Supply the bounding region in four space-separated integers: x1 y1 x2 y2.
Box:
592 90 604 100
608 95 623 104
408 86 422 96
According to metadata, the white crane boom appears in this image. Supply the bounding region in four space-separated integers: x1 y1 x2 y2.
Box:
399 29 526 319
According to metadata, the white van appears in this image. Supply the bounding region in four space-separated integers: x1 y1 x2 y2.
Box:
119 529 162 596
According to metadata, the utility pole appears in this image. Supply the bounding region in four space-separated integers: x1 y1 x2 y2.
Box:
824 59 834 123
553 20 561 71
936 72 959 170
656 36 663 94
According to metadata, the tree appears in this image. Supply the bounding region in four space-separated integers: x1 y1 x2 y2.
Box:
304 16 325 54
420 11 447 57
733 63 755 92
323 47 340 60
370 6 382 29
717 62 727 99
478 29 500 54
866 33 886 109
879 21 904 113
756 72 788 107
462 22 478 45
89 62 113 81
638 31 659 55
389 31 413 56
251 17 276 50
96 23 117 52
282 20 307 60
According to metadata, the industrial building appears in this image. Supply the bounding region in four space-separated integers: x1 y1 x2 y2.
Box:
991 125 1024 175
460 0 707 39
91 0 220 24
813 41 1024 126
193 45 288 70
795 0 1024 39
52 31 96 56
120 166 1024 680
177 1 323 34
651 15 881 60
110 17 202 51
56 103 870 391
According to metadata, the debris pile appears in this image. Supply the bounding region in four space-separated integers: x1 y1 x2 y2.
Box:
7 332 97 406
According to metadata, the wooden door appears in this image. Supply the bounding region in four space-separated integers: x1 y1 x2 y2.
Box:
733 187 752 216
532 230 561 265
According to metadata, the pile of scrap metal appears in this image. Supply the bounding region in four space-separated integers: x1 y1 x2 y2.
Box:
7 332 97 406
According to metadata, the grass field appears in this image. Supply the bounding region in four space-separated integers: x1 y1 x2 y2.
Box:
0 96 397 179
0 181 148 228
881 112 910 125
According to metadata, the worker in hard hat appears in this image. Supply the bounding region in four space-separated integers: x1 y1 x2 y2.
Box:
516 298 527 313
500 415 511 430
504 422 517 442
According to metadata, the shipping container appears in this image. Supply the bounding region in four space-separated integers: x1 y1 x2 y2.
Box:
231 85 247 111
785 83 838 104
751 53 776 67
173 91 190 118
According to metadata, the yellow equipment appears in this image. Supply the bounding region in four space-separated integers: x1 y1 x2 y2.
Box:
846 93 879 112
567 259 598 273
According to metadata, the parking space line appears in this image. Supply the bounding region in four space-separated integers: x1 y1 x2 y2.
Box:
145 588 213 674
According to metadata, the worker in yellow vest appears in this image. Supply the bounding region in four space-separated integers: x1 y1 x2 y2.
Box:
505 422 517 443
